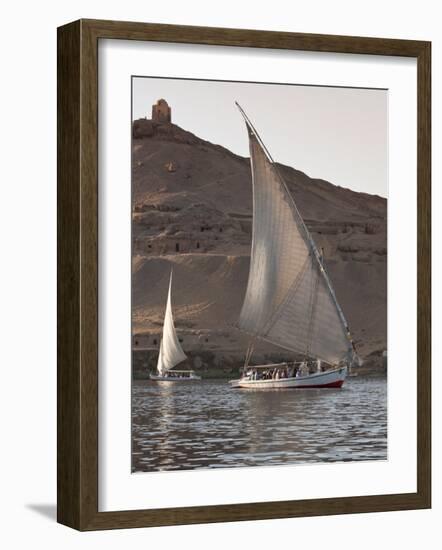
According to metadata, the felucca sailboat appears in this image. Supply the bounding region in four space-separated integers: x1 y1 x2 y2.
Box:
150 270 201 381
230 103 358 389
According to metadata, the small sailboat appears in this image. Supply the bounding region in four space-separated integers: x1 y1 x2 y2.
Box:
150 270 201 381
230 103 358 390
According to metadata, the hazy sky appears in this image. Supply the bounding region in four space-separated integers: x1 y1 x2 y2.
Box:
133 77 388 198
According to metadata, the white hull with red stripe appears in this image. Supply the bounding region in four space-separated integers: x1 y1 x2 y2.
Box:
229 366 347 389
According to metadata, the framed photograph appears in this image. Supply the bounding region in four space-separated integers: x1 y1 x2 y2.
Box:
57 19 431 530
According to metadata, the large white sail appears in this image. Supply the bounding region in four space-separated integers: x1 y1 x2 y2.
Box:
157 271 187 375
237 106 353 365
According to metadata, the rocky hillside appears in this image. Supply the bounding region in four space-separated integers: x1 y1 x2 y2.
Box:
132 116 387 376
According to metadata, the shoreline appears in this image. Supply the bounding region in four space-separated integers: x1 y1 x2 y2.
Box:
132 348 387 381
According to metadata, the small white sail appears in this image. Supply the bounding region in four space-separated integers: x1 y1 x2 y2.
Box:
237 105 353 365
156 271 187 375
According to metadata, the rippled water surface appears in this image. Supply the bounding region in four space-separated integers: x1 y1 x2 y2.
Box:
132 377 387 472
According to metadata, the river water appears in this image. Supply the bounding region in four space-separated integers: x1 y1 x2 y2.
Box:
132 377 387 472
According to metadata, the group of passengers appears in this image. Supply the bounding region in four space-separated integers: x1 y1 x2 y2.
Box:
165 372 188 378
248 361 312 381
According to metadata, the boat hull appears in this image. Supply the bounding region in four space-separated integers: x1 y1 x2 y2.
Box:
229 366 347 389
149 374 201 381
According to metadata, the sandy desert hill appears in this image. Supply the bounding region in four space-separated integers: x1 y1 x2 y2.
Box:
131 115 387 376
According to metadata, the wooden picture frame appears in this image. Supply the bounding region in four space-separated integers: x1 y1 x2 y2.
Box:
57 18 431 530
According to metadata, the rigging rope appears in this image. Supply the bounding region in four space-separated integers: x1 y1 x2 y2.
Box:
243 341 255 372
305 258 320 361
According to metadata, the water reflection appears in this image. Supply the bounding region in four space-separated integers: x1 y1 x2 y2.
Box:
132 378 387 472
